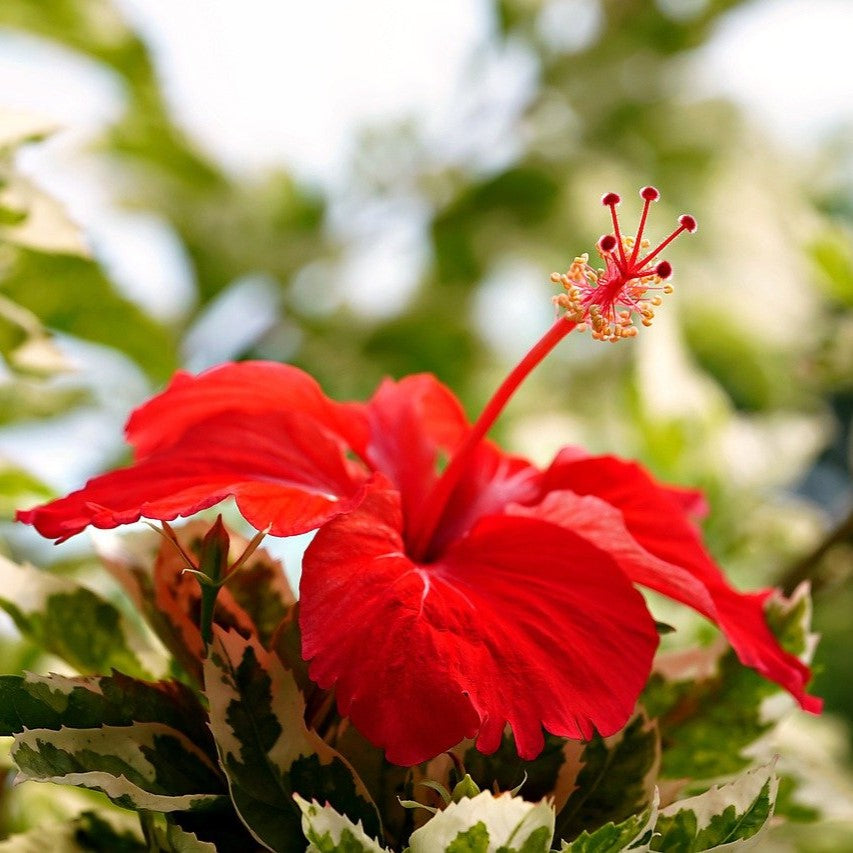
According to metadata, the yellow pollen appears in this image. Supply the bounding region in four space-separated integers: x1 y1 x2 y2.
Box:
549 256 672 343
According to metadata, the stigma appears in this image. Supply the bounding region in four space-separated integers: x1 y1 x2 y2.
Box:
551 187 697 342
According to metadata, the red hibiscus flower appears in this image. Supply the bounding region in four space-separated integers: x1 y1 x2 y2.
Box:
19 189 820 766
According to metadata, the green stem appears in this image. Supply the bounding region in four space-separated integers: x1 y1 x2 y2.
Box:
138 810 159 853
199 583 218 647
197 515 230 648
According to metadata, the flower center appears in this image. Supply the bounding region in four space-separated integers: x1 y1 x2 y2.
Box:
408 187 696 561
551 186 697 342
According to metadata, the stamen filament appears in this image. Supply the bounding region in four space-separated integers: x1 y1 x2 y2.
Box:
602 193 628 267
409 315 577 561
637 223 688 266
630 199 653 265
630 186 661 266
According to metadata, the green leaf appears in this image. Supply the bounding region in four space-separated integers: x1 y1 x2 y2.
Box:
100 520 297 686
643 586 816 781
295 796 390 853
772 774 820 824
0 460 53 519
332 723 413 851
95 529 206 685
463 730 575 806
0 556 165 679
451 775 481 803
1 249 177 381
0 671 213 757
651 764 778 851
0 809 146 851
560 799 657 852
554 715 659 844
0 295 72 375
156 822 219 853
810 232 853 307
0 113 84 267
0 375 88 424
408 791 554 853
203 628 380 851
224 541 295 646
0 108 57 151
0 172 88 255
11 722 226 812
449 822 489 853
431 166 559 284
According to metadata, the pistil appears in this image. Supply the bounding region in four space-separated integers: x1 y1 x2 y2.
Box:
409 315 577 561
409 187 696 561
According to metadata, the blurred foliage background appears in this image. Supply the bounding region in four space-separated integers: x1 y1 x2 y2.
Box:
0 0 851 847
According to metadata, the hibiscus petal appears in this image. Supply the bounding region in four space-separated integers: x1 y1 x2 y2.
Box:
539 452 821 713
19 411 368 542
300 487 658 766
361 374 471 511
428 442 540 558
125 361 369 459
509 490 717 619
661 483 710 521
383 374 470 450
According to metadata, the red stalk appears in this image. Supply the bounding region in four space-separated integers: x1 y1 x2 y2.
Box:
409 315 577 561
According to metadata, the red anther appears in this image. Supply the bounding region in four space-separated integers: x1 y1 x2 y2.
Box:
679 214 697 233
601 192 621 206
655 260 672 279
640 186 660 202
598 234 617 253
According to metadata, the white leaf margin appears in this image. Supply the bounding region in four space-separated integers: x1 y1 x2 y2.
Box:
657 762 779 851
295 795 390 853
407 789 555 852
559 790 659 852
12 723 224 813
0 555 167 679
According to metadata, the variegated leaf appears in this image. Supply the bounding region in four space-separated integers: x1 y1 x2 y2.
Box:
0 671 213 757
0 460 53 518
0 809 145 851
152 522 255 660
554 714 660 845
0 172 89 255
0 110 87 257
203 628 380 852
1 249 177 380
652 763 778 851
97 521 295 684
407 790 555 853
644 585 817 782
12 722 226 812
460 732 585 815
561 794 658 852
220 536 295 646
295 795 390 853
332 722 413 848
0 294 70 375
156 822 219 852
0 108 57 150
0 556 165 680
95 530 205 683
155 520 294 646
